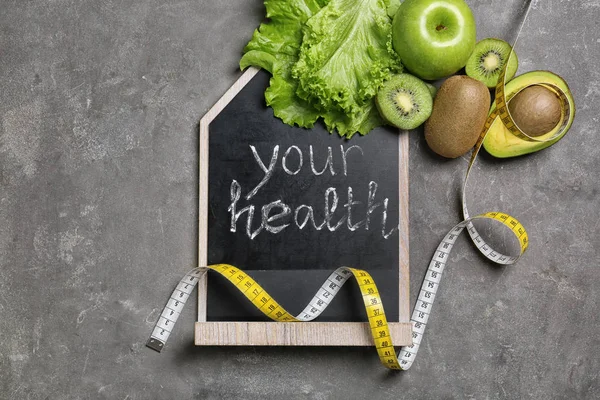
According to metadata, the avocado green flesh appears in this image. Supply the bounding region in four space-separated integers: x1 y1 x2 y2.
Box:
483 70 575 158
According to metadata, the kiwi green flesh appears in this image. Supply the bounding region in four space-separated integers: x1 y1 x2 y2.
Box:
466 38 518 88
483 70 575 158
376 74 433 130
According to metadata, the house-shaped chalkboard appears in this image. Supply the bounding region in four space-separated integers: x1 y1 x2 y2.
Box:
196 67 412 346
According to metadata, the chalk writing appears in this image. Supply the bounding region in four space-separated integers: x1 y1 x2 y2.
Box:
246 145 278 200
228 144 399 239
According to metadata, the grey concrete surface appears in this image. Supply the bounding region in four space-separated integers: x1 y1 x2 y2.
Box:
1 0 598 398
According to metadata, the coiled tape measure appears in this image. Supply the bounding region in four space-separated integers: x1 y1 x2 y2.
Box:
147 1 573 370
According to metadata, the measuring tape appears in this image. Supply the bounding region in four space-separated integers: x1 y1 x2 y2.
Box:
147 0 574 370
147 265 402 368
146 211 528 370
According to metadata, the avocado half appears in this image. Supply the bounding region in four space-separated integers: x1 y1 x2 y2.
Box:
483 70 576 158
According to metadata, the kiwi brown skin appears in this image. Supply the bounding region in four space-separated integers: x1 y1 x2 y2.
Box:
508 85 561 137
425 75 491 158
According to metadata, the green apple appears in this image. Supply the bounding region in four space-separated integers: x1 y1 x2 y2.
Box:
392 0 476 80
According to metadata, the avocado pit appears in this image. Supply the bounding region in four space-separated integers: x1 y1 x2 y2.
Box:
508 85 562 137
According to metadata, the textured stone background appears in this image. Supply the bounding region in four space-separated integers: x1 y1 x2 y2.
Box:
1 0 598 398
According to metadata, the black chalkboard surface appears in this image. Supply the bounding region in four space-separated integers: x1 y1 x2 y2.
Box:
206 70 403 322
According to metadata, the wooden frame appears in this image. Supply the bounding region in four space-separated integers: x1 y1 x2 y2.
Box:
196 67 411 346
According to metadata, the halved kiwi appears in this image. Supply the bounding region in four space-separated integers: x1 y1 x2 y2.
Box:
376 74 433 130
466 38 518 88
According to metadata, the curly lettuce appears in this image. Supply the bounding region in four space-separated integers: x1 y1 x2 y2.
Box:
240 0 402 138
240 0 325 128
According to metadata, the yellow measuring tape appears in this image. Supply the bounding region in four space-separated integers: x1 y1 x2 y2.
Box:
147 1 575 370
207 264 400 368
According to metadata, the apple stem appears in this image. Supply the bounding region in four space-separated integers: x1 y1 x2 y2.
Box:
436 24 447 31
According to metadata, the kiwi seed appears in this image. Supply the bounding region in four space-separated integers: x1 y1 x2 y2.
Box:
466 38 519 88
376 74 433 130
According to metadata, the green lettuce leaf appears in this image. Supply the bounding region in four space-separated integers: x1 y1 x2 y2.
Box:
386 0 402 19
323 101 384 138
240 0 401 138
240 0 326 128
293 0 402 136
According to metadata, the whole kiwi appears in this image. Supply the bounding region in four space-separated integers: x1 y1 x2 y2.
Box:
425 75 491 158
508 85 561 137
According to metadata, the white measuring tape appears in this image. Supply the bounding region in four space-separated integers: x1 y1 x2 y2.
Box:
146 209 527 371
146 266 357 351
